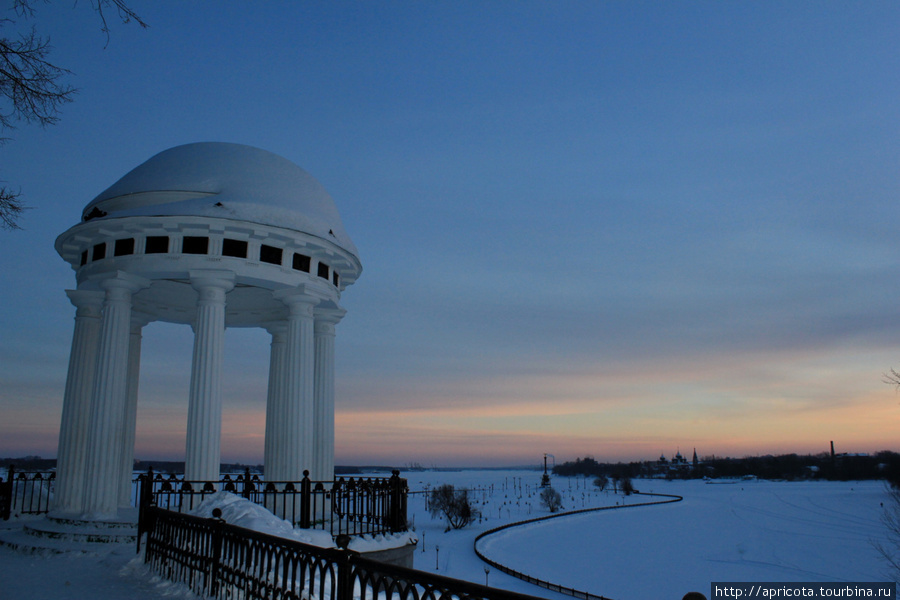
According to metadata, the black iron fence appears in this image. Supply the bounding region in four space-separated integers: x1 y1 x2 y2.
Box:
0 464 409 538
0 466 54 519
138 468 408 538
142 504 548 600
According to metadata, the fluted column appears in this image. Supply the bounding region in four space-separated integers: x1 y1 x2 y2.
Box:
52 289 104 514
185 271 235 482
312 307 345 482
81 273 149 520
263 322 287 481
118 314 149 507
273 287 321 482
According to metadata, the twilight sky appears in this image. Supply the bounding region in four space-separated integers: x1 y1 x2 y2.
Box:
0 2 898 467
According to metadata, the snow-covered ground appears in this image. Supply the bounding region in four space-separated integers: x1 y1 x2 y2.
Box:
0 470 895 600
470 477 894 599
399 472 895 600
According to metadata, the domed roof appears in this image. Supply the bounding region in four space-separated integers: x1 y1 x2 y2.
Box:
82 142 358 258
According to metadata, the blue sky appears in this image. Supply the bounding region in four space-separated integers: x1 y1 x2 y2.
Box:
0 2 898 467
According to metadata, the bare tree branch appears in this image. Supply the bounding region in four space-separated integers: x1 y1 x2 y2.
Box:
92 0 149 48
0 0 146 229
883 368 900 390
11 0 39 19
0 185 25 230
0 27 76 129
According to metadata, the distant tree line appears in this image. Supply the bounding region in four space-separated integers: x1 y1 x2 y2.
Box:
0 456 56 471
553 456 638 479
0 457 367 477
135 461 366 476
553 452 900 486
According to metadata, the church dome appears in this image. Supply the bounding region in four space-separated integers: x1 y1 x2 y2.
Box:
81 142 358 259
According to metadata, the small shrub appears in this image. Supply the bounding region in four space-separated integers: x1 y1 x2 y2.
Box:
594 475 608 491
429 484 478 531
540 487 563 513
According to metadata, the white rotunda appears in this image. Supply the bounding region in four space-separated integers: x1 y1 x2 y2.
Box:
53 142 362 520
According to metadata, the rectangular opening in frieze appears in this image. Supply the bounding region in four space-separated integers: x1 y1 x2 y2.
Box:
114 238 135 257
183 236 209 255
293 253 311 272
223 238 248 258
260 244 283 265
145 236 169 254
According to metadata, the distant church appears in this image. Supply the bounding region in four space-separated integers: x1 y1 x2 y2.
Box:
656 448 699 473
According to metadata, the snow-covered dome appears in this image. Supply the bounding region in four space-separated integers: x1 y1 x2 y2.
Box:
81 142 358 259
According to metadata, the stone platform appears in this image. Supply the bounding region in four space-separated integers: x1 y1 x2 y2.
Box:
0 510 138 555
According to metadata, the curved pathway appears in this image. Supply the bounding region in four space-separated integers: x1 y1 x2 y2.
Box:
474 491 683 600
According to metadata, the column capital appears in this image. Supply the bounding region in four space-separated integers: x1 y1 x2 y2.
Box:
131 310 154 329
314 306 346 336
262 320 288 338
314 306 347 324
189 270 236 292
65 289 104 316
90 271 151 295
273 286 327 314
189 271 235 308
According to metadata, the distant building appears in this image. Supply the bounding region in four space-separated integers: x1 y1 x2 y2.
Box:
653 448 700 476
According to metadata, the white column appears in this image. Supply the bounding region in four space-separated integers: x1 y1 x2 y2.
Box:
118 315 149 507
273 287 320 482
263 323 287 482
184 271 235 482
53 289 104 514
81 273 149 520
312 307 345 482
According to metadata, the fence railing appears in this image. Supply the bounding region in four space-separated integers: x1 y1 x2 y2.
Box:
0 466 54 519
142 504 548 600
0 464 409 538
138 468 408 538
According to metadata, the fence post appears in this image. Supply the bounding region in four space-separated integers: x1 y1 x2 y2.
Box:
136 468 155 553
208 509 225 597
335 535 355 600
300 470 311 529
0 464 12 521
389 470 406 532
136 472 145 552
242 467 252 500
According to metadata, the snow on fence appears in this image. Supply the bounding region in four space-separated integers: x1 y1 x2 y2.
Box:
141 505 550 600
137 469 409 538
473 492 684 600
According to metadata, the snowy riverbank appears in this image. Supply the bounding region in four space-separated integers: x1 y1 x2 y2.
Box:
0 471 894 600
